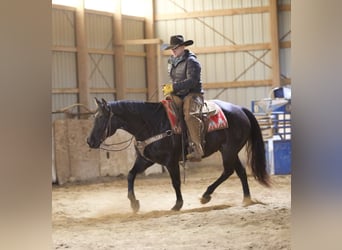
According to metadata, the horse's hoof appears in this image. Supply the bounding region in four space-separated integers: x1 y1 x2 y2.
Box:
243 197 265 206
171 201 183 211
200 195 211 204
131 200 140 213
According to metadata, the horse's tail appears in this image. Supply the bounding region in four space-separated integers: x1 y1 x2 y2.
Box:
242 108 270 187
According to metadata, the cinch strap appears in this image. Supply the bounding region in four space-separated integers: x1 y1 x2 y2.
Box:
134 130 173 161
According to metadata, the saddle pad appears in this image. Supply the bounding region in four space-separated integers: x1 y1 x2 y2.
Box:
161 99 228 134
161 99 182 134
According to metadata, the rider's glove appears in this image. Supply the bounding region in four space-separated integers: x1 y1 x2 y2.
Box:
162 83 173 96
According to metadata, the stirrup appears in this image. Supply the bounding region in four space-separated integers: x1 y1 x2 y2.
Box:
186 144 203 162
186 152 202 162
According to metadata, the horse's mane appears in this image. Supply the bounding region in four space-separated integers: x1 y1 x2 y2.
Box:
108 100 164 122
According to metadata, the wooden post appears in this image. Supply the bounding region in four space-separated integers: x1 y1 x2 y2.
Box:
269 0 281 87
113 0 125 100
157 39 163 101
75 0 90 112
145 0 159 101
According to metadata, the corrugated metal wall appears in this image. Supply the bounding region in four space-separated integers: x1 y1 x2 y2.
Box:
155 0 290 108
52 1 291 115
52 8 78 120
86 12 115 110
123 17 148 100
52 8 76 47
52 7 148 118
278 0 291 84
52 5 154 183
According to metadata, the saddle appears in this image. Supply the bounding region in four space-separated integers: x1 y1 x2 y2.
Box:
161 99 228 135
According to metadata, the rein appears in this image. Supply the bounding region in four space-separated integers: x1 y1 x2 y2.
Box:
100 108 113 143
100 137 134 152
98 106 134 152
98 103 171 155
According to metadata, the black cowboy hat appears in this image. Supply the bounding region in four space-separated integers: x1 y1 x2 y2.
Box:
164 35 194 50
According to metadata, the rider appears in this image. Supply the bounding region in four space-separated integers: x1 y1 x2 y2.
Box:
162 35 204 162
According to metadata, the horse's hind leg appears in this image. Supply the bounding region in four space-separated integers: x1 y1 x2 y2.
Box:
127 169 140 213
127 157 153 213
165 162 183 211
234 158 263 206
200 167 234 204
234 157 253 205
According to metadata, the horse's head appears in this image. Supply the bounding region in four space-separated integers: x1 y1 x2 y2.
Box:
87 98 117 148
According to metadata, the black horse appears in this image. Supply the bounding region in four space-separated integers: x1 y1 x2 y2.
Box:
87 98 270 212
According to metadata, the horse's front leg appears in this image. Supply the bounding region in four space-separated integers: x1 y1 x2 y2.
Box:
166 162 183 211
127 157 153 213
127 170 140 213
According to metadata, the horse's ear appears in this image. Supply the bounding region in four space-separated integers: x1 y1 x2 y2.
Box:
94 97 101 107
100 98 111 113
101 98 108 106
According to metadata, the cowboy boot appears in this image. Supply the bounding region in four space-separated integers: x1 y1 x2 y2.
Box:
186 143 204 161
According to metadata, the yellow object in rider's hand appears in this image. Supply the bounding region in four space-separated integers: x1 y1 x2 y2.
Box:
162 83 173 96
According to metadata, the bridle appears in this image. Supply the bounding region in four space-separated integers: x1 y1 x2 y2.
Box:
99 106 114 145
97 103 175 161
97 105 134 151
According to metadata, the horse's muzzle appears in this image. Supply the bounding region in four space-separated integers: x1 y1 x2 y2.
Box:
87 137 99 148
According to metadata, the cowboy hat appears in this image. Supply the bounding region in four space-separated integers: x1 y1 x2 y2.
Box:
163 35 193 50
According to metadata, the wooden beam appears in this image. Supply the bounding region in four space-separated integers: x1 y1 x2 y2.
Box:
269 0 281 87
54 66 272 95
87 49 146 57
280 41 291 48
125 88 148 93
52 4 76 11
203 79 273 89
125 51 146 57
113 0 125 100
156 27 163 101
88 49 114 55
85 8 113 17
145 0 159 102
52 47 118 55
122 15 145 21
88 88 147 94
121 38 162 45
281 78 291 85
193 43 271 54
279 4 291 12
89 88 116 94
52 46 77 53
52 88 79 94
155 6 269 21
162 43 271 56
75 1 90 113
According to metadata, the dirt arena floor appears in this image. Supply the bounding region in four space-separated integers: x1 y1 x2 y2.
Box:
52 165 291 250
